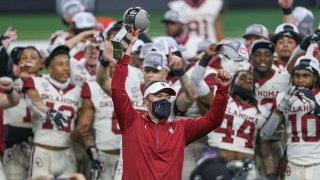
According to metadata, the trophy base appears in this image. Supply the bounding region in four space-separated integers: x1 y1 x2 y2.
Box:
111 26 133 60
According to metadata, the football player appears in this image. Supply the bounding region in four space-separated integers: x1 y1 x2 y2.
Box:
24 46 82 178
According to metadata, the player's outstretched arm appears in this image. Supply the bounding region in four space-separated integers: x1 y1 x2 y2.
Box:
96 41 116 96
0 77 19 108
111 29 140 131
184 69 232 144
170 49 198 112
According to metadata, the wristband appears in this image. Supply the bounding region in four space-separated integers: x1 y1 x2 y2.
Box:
173 69 185 77
99 58 110 68
282 8 292 15
199 53 212 67
4 88 14 94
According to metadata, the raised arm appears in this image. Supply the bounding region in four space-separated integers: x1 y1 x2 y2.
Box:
111 29 140 131
184 69 232 144
0 77 19 108
169 50 198 112
96 41 117 96
278 0 297 25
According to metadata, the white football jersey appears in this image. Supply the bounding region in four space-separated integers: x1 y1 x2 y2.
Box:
168 0 223 42
181 35 203 60
255 70 290 111
25 77 82 147
70 58 96 87
82 81 121 150
208 96 270 154
276 91 320 165
125 66 147 113
3 78 32 128
49 30 72 46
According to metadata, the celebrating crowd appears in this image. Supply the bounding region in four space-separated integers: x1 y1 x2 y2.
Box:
0 0 320 180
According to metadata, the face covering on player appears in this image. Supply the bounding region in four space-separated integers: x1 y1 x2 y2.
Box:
149 99 171 119
233 83 255 101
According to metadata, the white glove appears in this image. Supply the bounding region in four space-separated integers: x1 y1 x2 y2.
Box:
277 86 297 113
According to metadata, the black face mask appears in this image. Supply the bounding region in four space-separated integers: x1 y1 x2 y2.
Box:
150 99 171 119
233 84 255 101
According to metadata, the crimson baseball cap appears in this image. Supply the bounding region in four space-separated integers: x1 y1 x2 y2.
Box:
143 81 176 98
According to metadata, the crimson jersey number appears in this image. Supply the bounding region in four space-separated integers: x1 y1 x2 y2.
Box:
188 19 209 39
43 102 75 132
214 114 255 148
288 114 320 142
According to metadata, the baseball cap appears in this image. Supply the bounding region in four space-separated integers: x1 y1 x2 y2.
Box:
45 45 70 68
273 23 301 44
243 24 269 39
72 12 96 29
143 51 168 70
293 6 314 37
143 81 176 98
162 10 185 24
132 39 145 55
151 37 186 56
250 39 275 54
217 40 249 62
61 0 85 21
10 46 42 65
293 55 320 76
197 40 213 54
139 42 153 59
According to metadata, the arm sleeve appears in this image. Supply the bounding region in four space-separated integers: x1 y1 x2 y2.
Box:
81 82 91 99
111 55 139 131
22 77 35 92
184 85 229 144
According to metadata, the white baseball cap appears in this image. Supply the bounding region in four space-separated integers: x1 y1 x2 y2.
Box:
143 81 176 98
151 37 186 56
293 6 314 37
294 55 320 76
72 12 96 29
243 24 269 39
62 0 85 20
273 23 301 44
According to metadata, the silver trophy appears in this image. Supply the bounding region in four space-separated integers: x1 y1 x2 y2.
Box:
111 7 150 60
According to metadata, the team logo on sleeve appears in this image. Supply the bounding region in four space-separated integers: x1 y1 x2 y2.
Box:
41 82 49 88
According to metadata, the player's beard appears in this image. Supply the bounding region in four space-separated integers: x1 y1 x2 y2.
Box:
233 84 255 101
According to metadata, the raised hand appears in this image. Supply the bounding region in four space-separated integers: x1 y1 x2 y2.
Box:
2 27 17 49
215 69 232 87
0 77 14 92
205 43 219 57
168 48 183 71
278 0 293 9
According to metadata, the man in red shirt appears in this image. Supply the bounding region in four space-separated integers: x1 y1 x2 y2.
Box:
111 30 232 179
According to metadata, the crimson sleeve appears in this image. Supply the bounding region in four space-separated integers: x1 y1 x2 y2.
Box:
111 55 139 131
81 82 91 99
183 85 229 145
22 77 35 92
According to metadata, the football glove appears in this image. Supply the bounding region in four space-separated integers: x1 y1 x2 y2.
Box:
46 108 67 130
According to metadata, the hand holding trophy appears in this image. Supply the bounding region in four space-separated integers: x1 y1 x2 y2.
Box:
111 7 150 60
